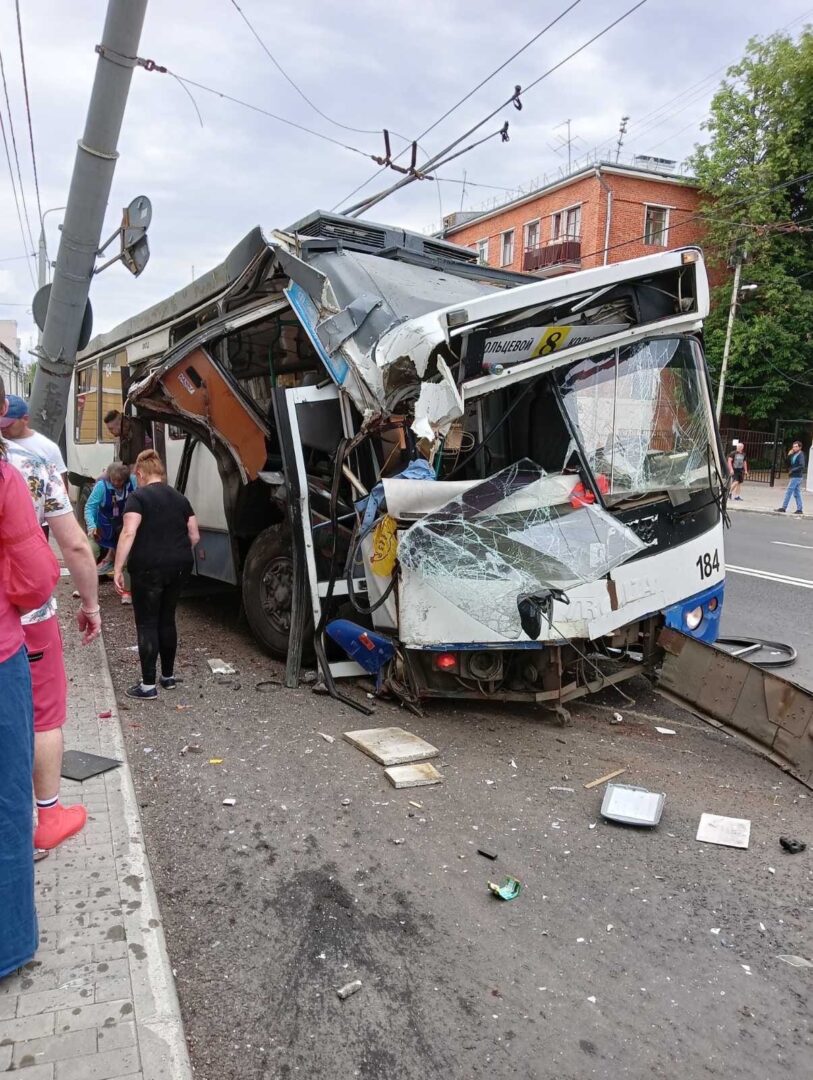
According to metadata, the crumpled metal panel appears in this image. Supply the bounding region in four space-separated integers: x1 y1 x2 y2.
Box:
658 628 813 788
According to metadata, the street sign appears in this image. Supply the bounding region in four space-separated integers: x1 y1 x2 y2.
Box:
32 284 93 350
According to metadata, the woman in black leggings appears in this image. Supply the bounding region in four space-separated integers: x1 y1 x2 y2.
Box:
113 450 200 700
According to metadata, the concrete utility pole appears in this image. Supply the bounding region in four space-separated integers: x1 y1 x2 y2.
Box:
715 252 743 423
29 0 148 441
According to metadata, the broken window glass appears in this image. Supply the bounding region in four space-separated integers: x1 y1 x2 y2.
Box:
397 460 646 638
558 337 714 500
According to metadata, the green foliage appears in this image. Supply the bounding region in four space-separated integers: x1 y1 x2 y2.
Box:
689 30 813 422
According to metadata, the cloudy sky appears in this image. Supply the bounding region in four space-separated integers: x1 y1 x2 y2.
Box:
1 0 810 359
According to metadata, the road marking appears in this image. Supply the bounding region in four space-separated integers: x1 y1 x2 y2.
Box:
770 541 813 550
727 564 813 589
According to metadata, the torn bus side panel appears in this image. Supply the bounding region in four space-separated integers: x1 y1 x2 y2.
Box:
130 345 269 482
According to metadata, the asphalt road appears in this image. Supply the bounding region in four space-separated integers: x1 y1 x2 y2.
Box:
722 510 813 691
99 580 812 1080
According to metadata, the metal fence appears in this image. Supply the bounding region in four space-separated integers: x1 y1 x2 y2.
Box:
719 428 779 484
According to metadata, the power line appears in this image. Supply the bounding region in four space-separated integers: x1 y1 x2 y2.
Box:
166 72 379 158
332 0 583 212
0 46 36 263
0 110 35 288
226 0 380 135
14 0 43 229
0 252 34 262
343 0 651 217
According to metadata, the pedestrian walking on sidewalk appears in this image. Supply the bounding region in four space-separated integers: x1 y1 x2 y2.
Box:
84 461 136 601
0 405 60 978
1 379 102 853
776 441 806 514
728 442 748 501
114 450 200 700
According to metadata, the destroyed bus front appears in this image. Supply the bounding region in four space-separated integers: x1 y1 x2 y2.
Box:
119 217 725 708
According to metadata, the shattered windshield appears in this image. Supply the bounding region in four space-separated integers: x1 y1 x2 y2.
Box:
397 460 646 639
558 337 714 499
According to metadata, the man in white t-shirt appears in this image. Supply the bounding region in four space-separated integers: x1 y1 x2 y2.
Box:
0 395 68 490
2 393 102 853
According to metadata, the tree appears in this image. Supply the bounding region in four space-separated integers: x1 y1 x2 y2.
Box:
689 30 813 423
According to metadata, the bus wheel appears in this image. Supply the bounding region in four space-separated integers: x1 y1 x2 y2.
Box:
242 525 313 659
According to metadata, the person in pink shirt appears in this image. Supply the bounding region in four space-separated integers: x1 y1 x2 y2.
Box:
0 436 61 979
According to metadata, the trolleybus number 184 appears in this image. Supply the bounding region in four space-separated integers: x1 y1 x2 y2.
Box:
696 550 720 580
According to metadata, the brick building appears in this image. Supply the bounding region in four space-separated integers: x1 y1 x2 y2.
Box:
440 159 703 277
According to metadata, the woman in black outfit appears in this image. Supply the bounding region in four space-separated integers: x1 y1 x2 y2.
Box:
113 450 200 700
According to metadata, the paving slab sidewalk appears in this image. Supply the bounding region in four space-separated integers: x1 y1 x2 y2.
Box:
728 479 810 515
0 589 192 1080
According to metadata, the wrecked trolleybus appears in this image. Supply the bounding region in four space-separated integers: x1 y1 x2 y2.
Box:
68 212 727 714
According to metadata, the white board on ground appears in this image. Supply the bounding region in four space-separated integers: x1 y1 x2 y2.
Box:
343 726 439 766
384 762 443 788
696 813 751 849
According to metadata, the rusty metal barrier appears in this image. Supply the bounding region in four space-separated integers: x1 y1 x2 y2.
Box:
658 628 813 789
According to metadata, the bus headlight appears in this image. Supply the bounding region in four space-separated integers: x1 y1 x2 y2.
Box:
685 606 704 631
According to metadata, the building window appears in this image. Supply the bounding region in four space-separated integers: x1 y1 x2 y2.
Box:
476 238 489 265
552 205 581 241
500 229 514 266
644 205 670 246
524 220 540 251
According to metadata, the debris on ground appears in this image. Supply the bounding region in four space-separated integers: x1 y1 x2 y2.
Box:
584 767 626 790
550 786 575 793
779 837 806 854
610 712 624 724
655 727 676 735
509 759 518 769
301 670 318 685
696 813 751 849
208 659 237 675
336 979 363 1000
385 762 443 788
601 783 665 827
318 732 336 744
255 680 280 693
777 954 813 968
97 709 113 719
179 744 202 756
222 798 236 807
208 758 224 766
488 876 522 901
408 800 423 809
343 726 438 765
340 798 351 806
477 849 498 861
176 704 192 711
392 838 405 845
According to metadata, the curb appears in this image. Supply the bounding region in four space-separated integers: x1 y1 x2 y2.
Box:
729 506 809 517
94 632 194 1080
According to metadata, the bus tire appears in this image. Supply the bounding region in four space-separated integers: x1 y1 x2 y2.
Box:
241 525 313 660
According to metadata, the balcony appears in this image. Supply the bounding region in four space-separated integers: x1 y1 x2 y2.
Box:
523 237 581 276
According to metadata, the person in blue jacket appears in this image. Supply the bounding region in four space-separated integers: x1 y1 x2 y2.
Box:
84 462 136 602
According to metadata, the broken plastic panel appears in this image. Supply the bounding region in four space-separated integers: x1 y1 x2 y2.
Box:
558 337 714 500
397 459 646 639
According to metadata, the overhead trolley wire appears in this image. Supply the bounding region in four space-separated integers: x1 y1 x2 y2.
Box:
342 0 651 217
14 1 43 230
226 0 380 136
0 45 37 274
332 0 583 212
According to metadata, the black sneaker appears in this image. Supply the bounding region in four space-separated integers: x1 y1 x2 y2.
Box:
125 684 157 700
794 509 804 515
159 676 178 689
775 507 786 512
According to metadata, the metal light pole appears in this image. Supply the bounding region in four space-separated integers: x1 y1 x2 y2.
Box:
29 0 148 441
715 252 743 424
